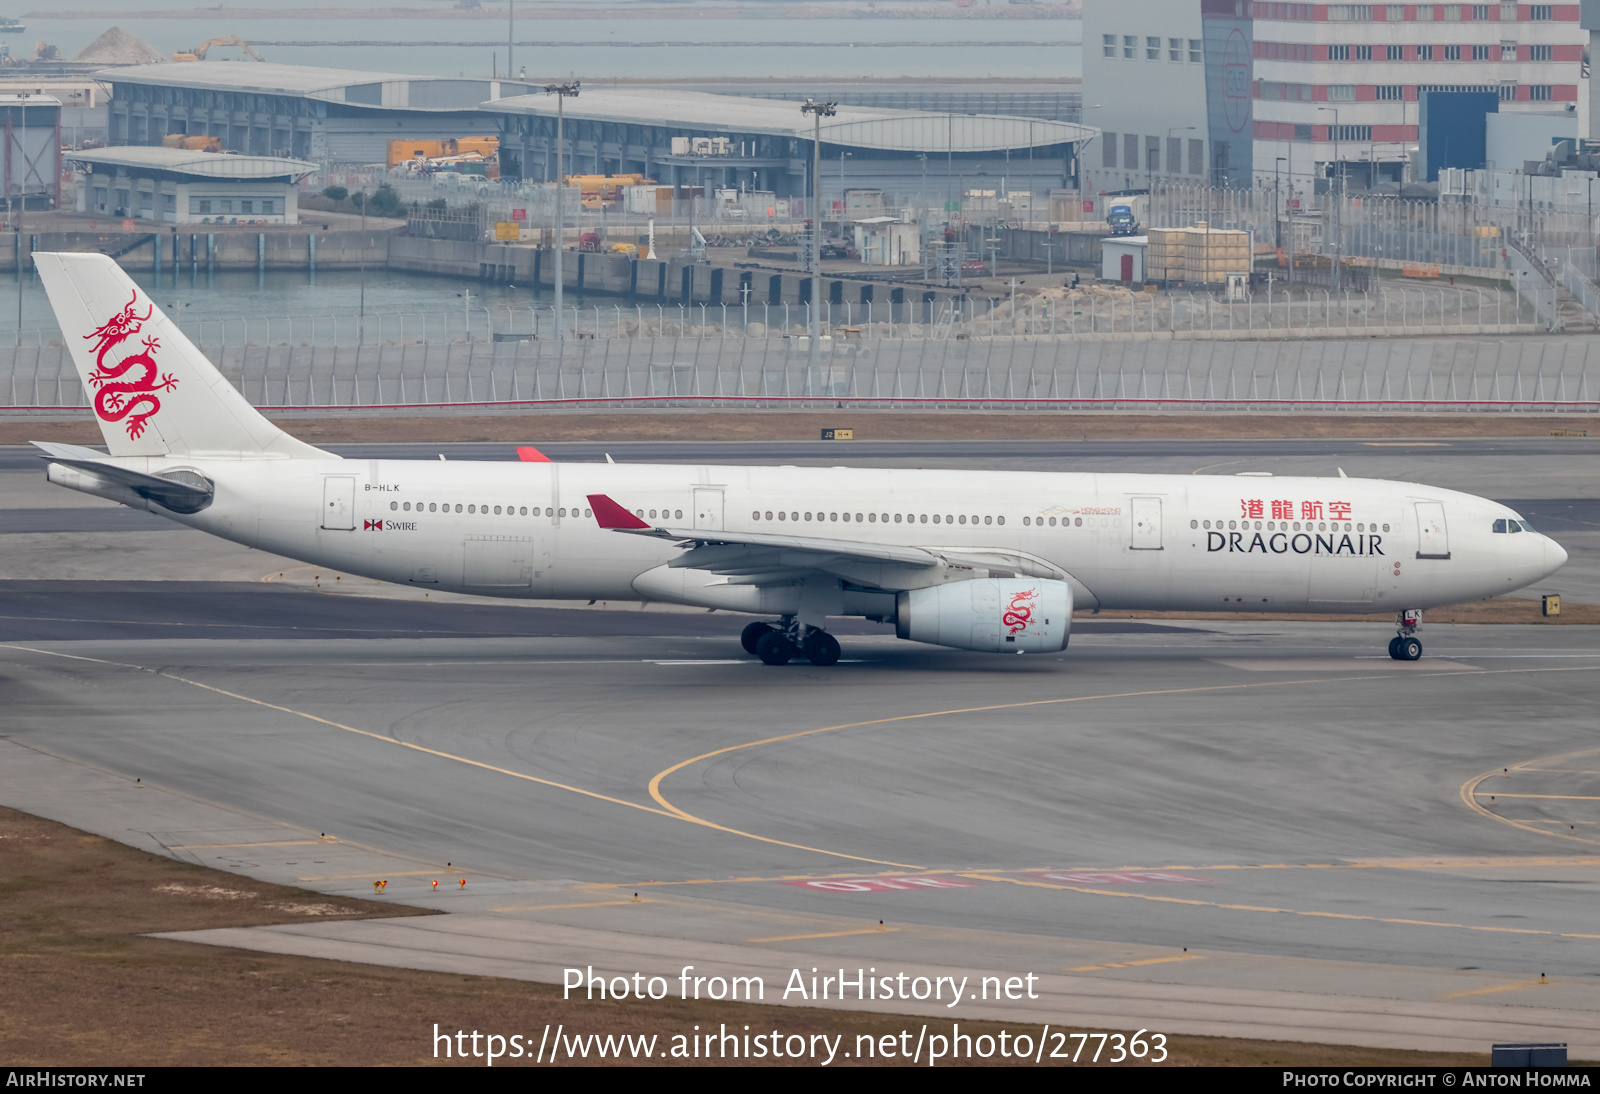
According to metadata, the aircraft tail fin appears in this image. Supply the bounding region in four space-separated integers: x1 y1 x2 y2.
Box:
35 252 328 459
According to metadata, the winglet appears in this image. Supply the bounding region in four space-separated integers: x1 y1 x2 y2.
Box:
587 493 650 529
517 445 553 462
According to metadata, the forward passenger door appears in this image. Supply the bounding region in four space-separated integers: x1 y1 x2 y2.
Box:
1415 502 1451 560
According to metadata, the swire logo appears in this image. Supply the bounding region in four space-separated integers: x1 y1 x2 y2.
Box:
363 519 383 531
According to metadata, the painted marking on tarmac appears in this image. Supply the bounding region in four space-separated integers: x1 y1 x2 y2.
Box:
959 871 1600 941
170 840 326 850
1069 954 1204 972
295 870 440 881
746 927 901 943
585 856 1600 891
646 666 1593 870
1462 743 1600 849
0 643 679 822
1213 658 1479 671
1036 871 1208 885
784 875 979 893
1363 442 1450 447
10 640 1597 927
1476 793 1600 801
490 899 656 912
1440 981 1549 1000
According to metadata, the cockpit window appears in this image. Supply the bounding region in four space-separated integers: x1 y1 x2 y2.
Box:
1494 517 1536 534
1492 519 1507 533
1517 519 1535 533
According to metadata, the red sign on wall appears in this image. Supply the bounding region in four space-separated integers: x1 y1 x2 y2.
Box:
510 208 526 221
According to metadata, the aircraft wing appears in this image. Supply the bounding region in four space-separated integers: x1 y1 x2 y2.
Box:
586 492 1060 591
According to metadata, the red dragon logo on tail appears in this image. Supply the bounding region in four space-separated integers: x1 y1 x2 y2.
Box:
85 291 176 440
1002 587 1038 636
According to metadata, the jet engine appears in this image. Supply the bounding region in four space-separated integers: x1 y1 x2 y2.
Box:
896 578 1072 653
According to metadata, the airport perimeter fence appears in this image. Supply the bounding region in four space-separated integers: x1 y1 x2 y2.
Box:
0 284 1540 352
6 335 1600 414
1540 242 1600 322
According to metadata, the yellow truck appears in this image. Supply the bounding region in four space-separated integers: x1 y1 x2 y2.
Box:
161 134 222 152
388 136 499 168
563 173 655 211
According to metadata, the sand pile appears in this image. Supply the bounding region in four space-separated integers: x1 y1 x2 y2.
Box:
73 27 164 65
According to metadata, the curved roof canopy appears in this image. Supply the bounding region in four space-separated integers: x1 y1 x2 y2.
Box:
66 146 317 181
98 62 539 111
486 88 1096 153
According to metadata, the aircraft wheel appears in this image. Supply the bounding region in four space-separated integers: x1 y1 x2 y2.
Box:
802 630 841 667
756 631 795 666
1388 636 1402 660
741 621 778 655
1395 636 1422 662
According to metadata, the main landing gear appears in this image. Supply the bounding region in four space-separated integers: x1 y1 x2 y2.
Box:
740 618 841 667
1388 609 1423 661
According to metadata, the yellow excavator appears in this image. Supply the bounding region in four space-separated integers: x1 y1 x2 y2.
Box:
172 36 266 63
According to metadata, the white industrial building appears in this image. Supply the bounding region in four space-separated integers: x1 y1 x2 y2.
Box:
852 217 921 266
67 146 317 224
1084 0 1586 192
0 93 62 207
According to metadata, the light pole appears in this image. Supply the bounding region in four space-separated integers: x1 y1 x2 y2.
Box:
357 180 366 342
16 94 24 338
839 149 851 215
1275 154 1292 286
544 80 580 343
1075 105 1102 197
916 151 927 220
1165 126 1195 230
801 98 836 391
1318 105 1341 289
1274 155 1287 249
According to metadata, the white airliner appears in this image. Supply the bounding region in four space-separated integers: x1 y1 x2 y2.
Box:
31 253 1565 665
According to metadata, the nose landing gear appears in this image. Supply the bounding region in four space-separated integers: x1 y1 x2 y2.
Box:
1389 609 1422 661
743 617 841 666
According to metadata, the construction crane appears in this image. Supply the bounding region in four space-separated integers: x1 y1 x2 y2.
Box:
172 36 266 63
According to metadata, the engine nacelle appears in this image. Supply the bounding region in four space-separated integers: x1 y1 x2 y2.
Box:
896 578 1072 653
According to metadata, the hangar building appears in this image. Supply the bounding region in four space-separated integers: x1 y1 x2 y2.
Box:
483 88 1096 204
100 62 535 163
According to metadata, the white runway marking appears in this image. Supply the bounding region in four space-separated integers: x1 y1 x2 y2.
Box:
1209 658 1481 672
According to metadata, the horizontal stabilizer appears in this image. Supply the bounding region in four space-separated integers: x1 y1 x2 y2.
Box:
32 440 213 513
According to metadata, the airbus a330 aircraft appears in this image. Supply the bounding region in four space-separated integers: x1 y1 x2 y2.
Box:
32 253 1566 666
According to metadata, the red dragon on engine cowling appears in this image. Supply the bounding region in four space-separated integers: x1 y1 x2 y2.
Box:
85 291 176 439
1002 587 1037 636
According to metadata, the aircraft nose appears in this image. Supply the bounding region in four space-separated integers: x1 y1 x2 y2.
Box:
1544 535 1569 576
